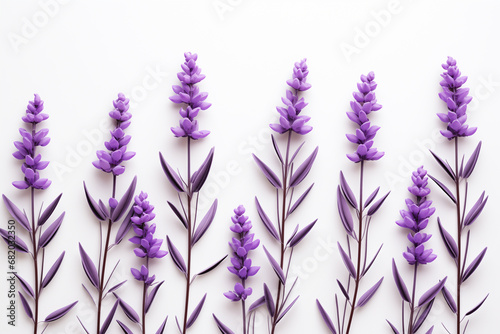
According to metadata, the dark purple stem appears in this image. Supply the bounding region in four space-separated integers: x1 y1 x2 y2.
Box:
241 279 247 334
345 160 364 334
182 137 192 334
29 123 39 334
454 138 462 334
408 264 418 334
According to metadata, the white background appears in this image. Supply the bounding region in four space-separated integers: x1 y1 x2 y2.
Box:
0 0 499 333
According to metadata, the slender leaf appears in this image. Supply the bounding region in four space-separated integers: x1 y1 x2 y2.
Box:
14 273 34 299
462 247 487 282
116 320 133 334
45 301 78 322
213 314 235 334
428 174 456 203
146 281 164 313
155 316 168 334
289 146 319 187
463 192 488 227
191 147 215 192
289 141 305 165
166 236 186 275
337 187 353 235
337 280 349 301
263 246 285 284
289 219 317 247
441 284 457 313
418 278 447 307
425 326 434 334
39 212 65 248
186 294 207 328
111 176 137 222
414 299 434 333
248 296 265 312
252 154 282 188
356 277 383 307
362 243 383 276
192 199 217 245
263 283 275 317
340 171 357 208
437 218 458 260
316 299 337 334
77 316 90 334
79 243 100 289
271 134 283 164
386 320 400 334
465 294 488 317
463 141 482 178
255 197 279 241
100 300 119 334
19 291 33 319
114 207 134 245
42 251 65 288
159 152 185 192
392 259 410 303
83 182 107 221
276 295 299 323
429 150 455 181
288 183 314 215
364 187 380 209
286 224 299 247
118 298 140 323
196 255 227 276
38 193 62 226
0 228 29 253
167 201 187 229
2 195 31 231
338 242 356 278
367 191 390 216
107 280 126 295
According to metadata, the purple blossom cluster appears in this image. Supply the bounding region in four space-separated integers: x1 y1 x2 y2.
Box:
397 166 437 265
437 57 476 139
129 191 167 284
170 52 211 140
93 93 135 175
270 59 312 135
346 72 384 163
12 94 51 190
224 205 260 302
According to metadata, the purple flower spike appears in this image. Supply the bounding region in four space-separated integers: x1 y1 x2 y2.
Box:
270 59 313 135
346 72 384 163
170 52 211 139
226 205 260 302
93 93 135 175
438 57 476 139
12 94 51 190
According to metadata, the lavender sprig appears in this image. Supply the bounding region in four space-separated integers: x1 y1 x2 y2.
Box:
213 205 260 334
253 59 318 334
388 166 445 334
1 94 77 334
317 72 387 334
161 52 225 334
429 57 488 334
80 93 137 334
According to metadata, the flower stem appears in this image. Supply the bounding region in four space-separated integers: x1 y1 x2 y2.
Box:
31 185 39 334
182 137 192 334
408 264 418 334
271 130 292 334
345 160 364 334
454 138 462 334
142 281 147 334
241 279 247 334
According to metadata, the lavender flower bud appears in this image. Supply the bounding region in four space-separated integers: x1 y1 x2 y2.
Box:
437 56 476 139
346 72 384 163
270 59 313 135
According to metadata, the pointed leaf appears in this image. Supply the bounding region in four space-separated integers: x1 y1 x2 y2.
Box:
77 316 90 334
186 293 207 328
197 255 227 276
356 277 384 307
364 186 380 209
429 150 455 181
175 316 182 334
155 316 168 334
337 187 353 235
425 326 434 334
463 193 488 227
192 199 218 245
115 207 134 245
392 259 410 302
362 244 383 276
367 191 390 216
42 251 65 288
79 243 100 289
340 171 357 208
337 280 349 301
252 154 282 189
463 141 481 178
263 246 285 284
116 320 133 334
462 247 487 282
289 219 317 247
39 212 65 248
286 224 299 246
289 183 314 215
276 295 299 323
2 195 31 231
414 299 434 333
107 280 126 294
428 174 456 203
83 182 107 221
338 242 356 278
166 236 186 275
38 193 62 226
271 134 283 164
465 294 488 317
100 299 119 334
316 299 337 334
45 301 78 322
167 201 187 229
118 298 140 323
441 284 457 313
159 152 185 192
14 273 34 299
289 146 319 187
255 197 279 241
146 281 164 313
386 320 400 334
438 218 458 260
191 147 215 192
19 291 33 319
0 228 29 253
289 141 305 165
213 314 235 334
248 296 265 312
111 176 137 222
263 283 275 317
418 277 447 307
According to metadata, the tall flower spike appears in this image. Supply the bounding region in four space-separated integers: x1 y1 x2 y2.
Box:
270 59 313 135
93 93 135 175
170 52 211 139
346 71 384 163
437 57 476 139
12 94 51 190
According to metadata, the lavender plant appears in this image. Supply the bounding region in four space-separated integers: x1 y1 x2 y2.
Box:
317 72 388 334
252 59 318 333
1 94 77 333
115 191 168 334
213 205 260 334
387 166 446 334
80 93 138 334
428 57 488 334
161 52 226 333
